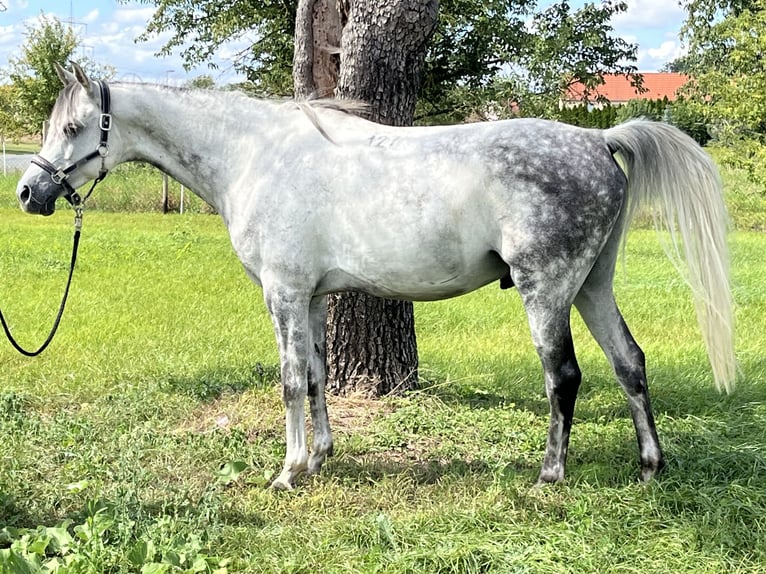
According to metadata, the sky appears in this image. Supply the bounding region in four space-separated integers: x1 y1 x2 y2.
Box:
0 0 688 85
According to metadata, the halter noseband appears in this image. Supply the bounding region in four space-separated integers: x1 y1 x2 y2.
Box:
31 80 112 207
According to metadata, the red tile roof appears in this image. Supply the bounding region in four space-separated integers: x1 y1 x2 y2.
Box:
566 73 689 103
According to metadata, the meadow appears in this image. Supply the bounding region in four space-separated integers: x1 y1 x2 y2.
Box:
0 164 765 573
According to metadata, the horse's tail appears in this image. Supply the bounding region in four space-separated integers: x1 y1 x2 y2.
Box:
604 119 736 393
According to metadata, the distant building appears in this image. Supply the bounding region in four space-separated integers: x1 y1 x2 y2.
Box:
563 73 689 108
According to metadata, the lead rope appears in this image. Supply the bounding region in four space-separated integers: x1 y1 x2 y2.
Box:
0 174 101 357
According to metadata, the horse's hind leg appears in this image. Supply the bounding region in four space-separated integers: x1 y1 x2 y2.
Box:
307 295 333 475
521 298 583 484
574 279 664 482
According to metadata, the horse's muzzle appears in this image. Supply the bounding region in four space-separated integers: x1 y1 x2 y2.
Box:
18 184 57 216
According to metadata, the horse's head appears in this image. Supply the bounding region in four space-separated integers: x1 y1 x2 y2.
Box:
17 63 116 215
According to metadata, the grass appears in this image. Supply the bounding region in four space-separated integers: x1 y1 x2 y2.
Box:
1 142 38 155
0 169 765 572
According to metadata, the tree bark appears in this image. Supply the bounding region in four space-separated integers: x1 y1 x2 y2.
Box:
293 0 341 98
293 0 438 397
335 1 438 126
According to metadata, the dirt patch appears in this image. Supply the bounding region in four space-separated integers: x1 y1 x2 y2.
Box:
177 390 394 440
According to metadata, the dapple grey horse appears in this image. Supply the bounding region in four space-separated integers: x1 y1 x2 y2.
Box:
15 63 735 489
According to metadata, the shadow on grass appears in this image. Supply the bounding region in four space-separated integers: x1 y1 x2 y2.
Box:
322 454 505 487
418 357 765 420
0 492 41 531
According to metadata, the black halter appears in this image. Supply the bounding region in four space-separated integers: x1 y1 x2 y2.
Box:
30 80 112 207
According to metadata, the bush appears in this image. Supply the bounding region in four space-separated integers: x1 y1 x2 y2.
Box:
558 104 617 128
615 97 669 123
663 97 711 146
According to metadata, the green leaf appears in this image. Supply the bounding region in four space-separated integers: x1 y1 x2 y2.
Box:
65 479 91 493
0 548 39 573
215 460 249 485
127 539 156 566
163 550 182 568
45 524 74 555
246 468 274 488
26 534 51 556
141 563 171 574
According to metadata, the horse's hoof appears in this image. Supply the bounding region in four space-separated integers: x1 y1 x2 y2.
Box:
639 458 665 483
307 456 325 476
536 467 564 485
270 477 295 491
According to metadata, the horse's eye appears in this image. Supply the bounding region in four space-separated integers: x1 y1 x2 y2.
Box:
63 123 79 138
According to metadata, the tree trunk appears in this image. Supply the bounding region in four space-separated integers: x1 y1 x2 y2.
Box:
335 1 438 126
293 0 438 397
293 0 341 98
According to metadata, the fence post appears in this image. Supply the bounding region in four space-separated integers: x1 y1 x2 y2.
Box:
162 173 169 213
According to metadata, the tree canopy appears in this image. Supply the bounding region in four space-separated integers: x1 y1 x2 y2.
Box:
2 15 113 137
2 15 79 136
680 0 766 188
132 0 638 122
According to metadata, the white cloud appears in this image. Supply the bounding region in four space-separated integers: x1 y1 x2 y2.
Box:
9 0 30 12
632 36 687 71
82 9 99 24
612 0 685 31
647 40 686 62
0 24 17 45
113 6 156 25
101 21 119 35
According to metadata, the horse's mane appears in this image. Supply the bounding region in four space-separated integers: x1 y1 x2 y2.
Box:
49 82 82 133
53 80 369 146
294 98 370 145
301 99 370 116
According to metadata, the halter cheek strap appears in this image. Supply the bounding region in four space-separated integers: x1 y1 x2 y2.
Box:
31 80 112 207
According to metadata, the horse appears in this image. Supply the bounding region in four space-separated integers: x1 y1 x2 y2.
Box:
15 63 735 489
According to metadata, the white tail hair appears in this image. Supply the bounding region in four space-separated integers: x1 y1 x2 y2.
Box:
605 119 736 393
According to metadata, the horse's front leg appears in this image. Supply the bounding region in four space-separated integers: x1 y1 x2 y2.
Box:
264 284 312 490
307 295 333 475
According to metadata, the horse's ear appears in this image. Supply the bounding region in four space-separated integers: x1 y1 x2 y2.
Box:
71 62 91 91
54 62 76 86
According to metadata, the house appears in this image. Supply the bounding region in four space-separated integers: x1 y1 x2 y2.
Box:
563 72 689 108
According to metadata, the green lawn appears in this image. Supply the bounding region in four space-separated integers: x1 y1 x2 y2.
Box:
1 142 38 155
0 196 765 571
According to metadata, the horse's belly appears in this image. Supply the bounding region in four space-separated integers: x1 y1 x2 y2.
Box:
316 251 509 301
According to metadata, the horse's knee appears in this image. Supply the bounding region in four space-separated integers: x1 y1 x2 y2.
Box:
560 358 582 385
282 380 306 405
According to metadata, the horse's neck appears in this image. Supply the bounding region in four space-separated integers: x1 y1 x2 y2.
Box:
114 85 272 214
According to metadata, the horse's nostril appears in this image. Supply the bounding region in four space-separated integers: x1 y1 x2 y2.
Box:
19 185 31 204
